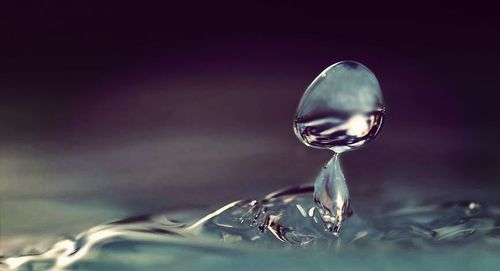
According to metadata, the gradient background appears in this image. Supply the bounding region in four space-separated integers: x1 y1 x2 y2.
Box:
1 2 499 252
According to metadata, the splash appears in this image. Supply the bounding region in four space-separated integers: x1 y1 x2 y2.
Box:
294 61 385 234
4 62 500 271
2 185 500 270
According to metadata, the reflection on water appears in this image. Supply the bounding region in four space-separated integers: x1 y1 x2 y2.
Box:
2 185 500 271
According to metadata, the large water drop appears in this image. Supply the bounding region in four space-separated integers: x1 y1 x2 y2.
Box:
294 61 386 234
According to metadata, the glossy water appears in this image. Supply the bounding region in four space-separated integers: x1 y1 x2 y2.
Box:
2 185 499 270
4 62 498 270
312 154 350 234
294 61 385 233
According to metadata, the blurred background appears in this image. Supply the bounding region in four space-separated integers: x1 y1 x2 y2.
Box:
1 2 499 252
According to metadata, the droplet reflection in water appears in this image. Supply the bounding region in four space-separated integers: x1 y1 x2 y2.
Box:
294 61 386 234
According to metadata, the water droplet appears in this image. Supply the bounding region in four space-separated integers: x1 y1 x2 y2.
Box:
294 61 385 153
293 61 386 234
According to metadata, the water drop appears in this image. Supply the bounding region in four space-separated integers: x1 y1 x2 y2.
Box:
294 61 385 235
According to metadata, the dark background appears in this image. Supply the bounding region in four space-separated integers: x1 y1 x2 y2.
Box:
1 2 499 248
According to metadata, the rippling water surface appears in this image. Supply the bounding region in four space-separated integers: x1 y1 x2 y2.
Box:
2 185 500 271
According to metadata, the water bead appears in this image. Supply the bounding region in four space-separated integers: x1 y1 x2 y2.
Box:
294 61 385 153
293 61 386 234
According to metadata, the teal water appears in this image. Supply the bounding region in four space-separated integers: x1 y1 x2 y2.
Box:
2 185 499 271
